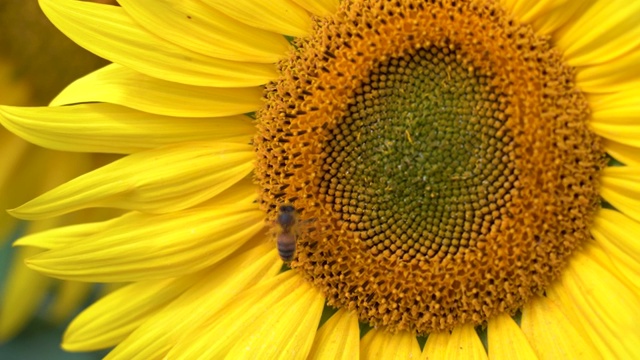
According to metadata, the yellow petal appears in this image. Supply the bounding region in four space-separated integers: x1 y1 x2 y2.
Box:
422 324 487 360
422 330 451 360
203 0 312 37
51 64 264 117
575 48 640 94
501 0 561 24
308 309 360 360
603 138 640 166
361 329 421 360
587 238 640 292
196 175 258 205
520 295 599 360
555 0 640 66
168 271 324 360
290 0 339 16
589 88 640 119
14 176 257 249
0 103 254 154
526 0 596 37
25 203 264 282
0 141 101 241
487 313 538 360
589 91 640 147
104 243 281 358
118 0 290 63
64 276 197 351
2 148 108 271
591 209 640 289
447 324 488 360
0 247 52 341
557 244 640 359
10 142 253 220
14 215 127 250
39 0 278 87
599 167 640 222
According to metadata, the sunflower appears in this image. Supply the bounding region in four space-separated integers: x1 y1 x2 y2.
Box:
1 0 639 358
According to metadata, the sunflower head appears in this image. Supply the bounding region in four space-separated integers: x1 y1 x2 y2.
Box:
254 0 606 334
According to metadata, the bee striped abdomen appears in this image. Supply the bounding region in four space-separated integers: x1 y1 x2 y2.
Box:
277 232 296 262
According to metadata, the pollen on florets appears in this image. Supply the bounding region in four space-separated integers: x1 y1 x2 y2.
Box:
254 0 605 334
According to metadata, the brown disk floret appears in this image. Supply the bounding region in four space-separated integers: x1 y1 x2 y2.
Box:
253 0 605 334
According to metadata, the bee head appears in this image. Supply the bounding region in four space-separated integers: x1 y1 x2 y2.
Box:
279 204 295 214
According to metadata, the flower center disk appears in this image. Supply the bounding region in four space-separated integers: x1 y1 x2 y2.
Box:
254 0 605 334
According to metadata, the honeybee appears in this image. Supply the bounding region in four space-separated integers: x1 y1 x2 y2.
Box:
276 204 297 262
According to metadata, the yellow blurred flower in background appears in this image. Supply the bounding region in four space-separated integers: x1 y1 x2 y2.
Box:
0 1 113 357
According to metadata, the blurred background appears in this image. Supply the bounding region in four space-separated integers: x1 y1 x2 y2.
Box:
1 1 114 359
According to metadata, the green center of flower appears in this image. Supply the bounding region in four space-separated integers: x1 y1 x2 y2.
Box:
254 0 605 334
320 47 514 261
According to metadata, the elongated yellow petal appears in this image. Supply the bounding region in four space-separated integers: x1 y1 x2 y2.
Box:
551 246 640 359
308 309 360 360
589 91 640 147
203 0 312 37
500 0 559 24
196 174 259 205
104 243 281 359
422 324 487 360
10 142 253 220
448 324 488 360
168 271 324 360
521 295 599 360
224 289 324 359
361 329 421 360
0 247 52 341
118 0 290 63
25 203 264 282
488 313 538 360
591 235 640 292
555 0 640 67
51 64 263 117
14 214 130 250
591 209 640 289
3 148 99 244
603 138 640 166
64 276 197 351
39 0 278 87
575 48 640 94
0 103 255 154
557 244 640 359
589 88 640 119
290 0 339 16
527 0 596 37
14 177 257 249
588 239 640 295
599 167 640 222
422 330 450 360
